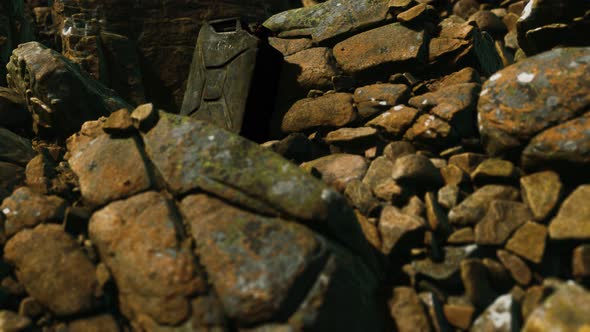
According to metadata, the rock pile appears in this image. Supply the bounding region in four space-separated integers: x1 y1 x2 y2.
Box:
0 0 590 331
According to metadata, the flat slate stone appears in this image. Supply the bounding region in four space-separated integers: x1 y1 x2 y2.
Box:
333 23 426 76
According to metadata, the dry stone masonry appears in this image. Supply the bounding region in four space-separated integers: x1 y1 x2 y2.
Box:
0 0 589 331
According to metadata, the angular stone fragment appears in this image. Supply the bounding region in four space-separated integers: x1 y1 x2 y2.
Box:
6 42 130 136
300 154 368 192
478 47 590 157
281 93 356 133
468 10 507 34
573 245 590 278
523 282 590 332
324 127 377 145
0 187 66 237
471 158 518 185
362 156 394 193
413 245 478 285
89 191 205 325
404 114 457 148
389 287 432 332
383 141 416 163
280 47 340 94
268 37 313 57
0 128 35 166
438 184 460 209
448 227 474 244
520 171 563 221
549 185 590 240
180 194 320 323
4 224 98 316
366 105 419 137
392 154 443 187
497 249 532 286
379 205 425 255
263 0 391 43
410 83 480 137
506 221 547 264
449 185 520 226
333 23 426 77
474 200 532 245
471 294 514 332
67 132 152 207
449 152 486 174
102 109 134 134
354 83 410 117
344 180 380 216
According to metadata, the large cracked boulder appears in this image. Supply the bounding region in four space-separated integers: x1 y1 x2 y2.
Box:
477 47 590 171
65 108 383 330
6 42 131 137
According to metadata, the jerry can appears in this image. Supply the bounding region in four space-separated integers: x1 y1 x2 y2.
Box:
181 18 260 133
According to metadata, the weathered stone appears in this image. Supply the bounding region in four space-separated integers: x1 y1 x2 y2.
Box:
89 191 205 325
440 164 470 187
18 297 43 319
549 185 590 240
506 221 547 264
413 245 478 285
180 193 318 323
389 287 432 332
522 285 552 321
471 158 518 185
449 152 487 174
397 3 435 24
461 258 498 308
453 0 479 19
142 112 374 265
333 23 426 77
471 294 514 332
354 84 410 111
67 132 152 207
429 68 481 92
362 156 394 193
24 152 56 194
0 162 24 201
474 200 532 245
443 304 475 330
0 128 35 166
392 154 443 187
268 37 313 57
6 42 131 136
522 112 590 171
0 311 31 332
520 171 563 221
102 109 134 134
263 0 391 43
468 10 507 34
4 224 98 316
428 37 470 63
130 103 159 131
404 114 457 148
324 127 377 145
523 282 590 332
424 192 450 235
281 93 356 133
401 195 425 218
344 180 380 216
478 47 590 158
448 227 475 244
355 210 381 250
379 205 425 255
573 245 590 278
383 141 416 163
437 184 460 209
449 185 520 226
497 249 532 286
1 187 66 237
280 47 340 94
66 314 120 332
366 105 419 137
300 154 368 192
